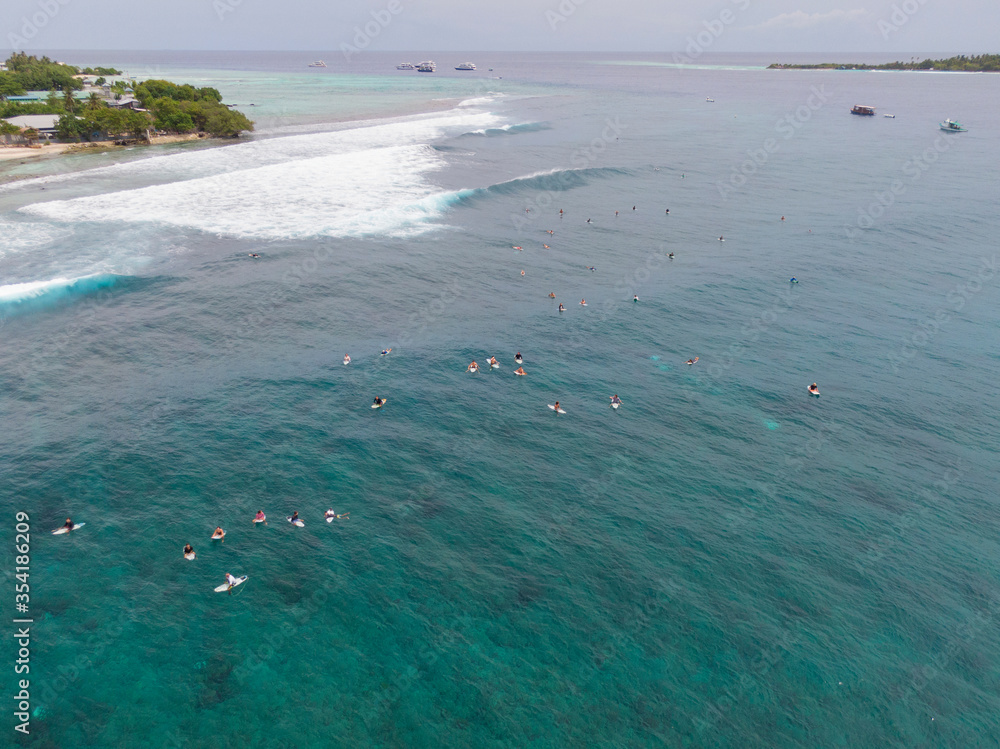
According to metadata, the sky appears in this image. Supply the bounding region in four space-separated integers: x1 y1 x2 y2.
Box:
2 0 998 55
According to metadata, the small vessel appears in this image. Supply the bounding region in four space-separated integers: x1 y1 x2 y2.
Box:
417 61 436 73
851 105 876 116
705 97 714 102
939 118 966 133
308 60 327 68
396 62 414 70
455 62 476 71
883 113 895 118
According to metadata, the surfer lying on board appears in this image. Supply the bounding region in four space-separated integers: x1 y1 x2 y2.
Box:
687 357 699 365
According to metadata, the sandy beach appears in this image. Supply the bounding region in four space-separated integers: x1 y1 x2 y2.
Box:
0 133 212 163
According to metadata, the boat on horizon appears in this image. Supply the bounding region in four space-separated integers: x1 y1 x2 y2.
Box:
396 62 414 70
308 60 327 68
705 97 714 102
851 105 876 116
940 118 966 132
417 61 436 73
455 62 476 71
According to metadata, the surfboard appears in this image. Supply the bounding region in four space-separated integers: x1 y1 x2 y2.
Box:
514 358 522 365
52 523 85 535
287 517 305 527
468 367 478 373
580 302 587 306
490 363 500 369
611 403 619 409
808 388 820 396
214 575 247 593
184 552 196 560
372 399 387 408
326 516 335 523
343 358 350 365
253 516 266 524
380 348 391 356
515 370 526 376
548 405 566 414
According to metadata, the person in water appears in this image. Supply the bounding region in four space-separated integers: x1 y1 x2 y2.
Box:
790 277 798 283
254 510 267 524
665 209 670 214
633 294 639 302
290 512 300 523
466 361 478 372
184 544 194 557
809 383 819 394
515 352 522 361
687 357 699 365
558 303 565 311
381 348 391 356
212 527 224 541
553 401 561 412
515 366 526 376
344 354 351 363
668 253 674 259
521 270 525 276
580 299 586 305
549 292 556 298
373 396 385 406
63 517 74 531
325 509 337 519
488 356 498 366
610 395 621 405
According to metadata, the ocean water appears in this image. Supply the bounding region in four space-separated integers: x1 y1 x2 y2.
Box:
2 52 999 748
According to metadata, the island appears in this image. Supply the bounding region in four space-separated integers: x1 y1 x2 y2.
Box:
768 54 1000 72
1 53 253 159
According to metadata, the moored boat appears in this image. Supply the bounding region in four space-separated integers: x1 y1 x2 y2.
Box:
396 62 414 70
455 62 476 71
939 118 966 132
308 60 327 68
417 61 436 72
851 105 875 116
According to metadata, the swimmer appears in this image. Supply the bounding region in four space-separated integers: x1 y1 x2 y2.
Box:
586 266 596 271
543 244 550 249
380 348 391 356
781 216 785 221
549 292 556 298
254 510 267 524
790 277 798 284
212 527 225 541
586 219 592 224
515 366 526 376
580 299 587 306
183 543 194 558
686 357 699 365
558 303 565 312
546 230 554 235
665 209 670 215
668 253 674 259
521 270 525 276
633 294 639 302
466 361 478 372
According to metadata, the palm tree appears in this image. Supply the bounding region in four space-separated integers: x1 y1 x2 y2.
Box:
62 89 77 113
86 92 104 111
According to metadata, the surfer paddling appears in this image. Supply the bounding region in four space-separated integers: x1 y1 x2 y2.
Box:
686 357 699 365
211 527 225 542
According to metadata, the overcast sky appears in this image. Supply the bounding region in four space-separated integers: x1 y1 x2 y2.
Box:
3 0 997 54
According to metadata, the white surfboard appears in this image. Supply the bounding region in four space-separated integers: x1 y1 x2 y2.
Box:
808 388 820 396
343 358 350 365
372 399 387 409
184 552 196 560
253 516 266 524
548 405 566 414
214 575 247 593
468 367 478 374
326 516 335 523
611 403 619 409
287 517 305 527
515 358 523 365
490 362 500 369
515 370 526 376
52 523 85 535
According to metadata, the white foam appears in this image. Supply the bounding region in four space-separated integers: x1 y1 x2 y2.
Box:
0 221 71 257
23 144 455 239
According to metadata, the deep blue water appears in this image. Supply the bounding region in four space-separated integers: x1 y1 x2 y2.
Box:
2 51 999 748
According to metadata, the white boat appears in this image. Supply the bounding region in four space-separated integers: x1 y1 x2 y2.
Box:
884 113 895 118
308 60 327 68
455 62 476 71
940 118 966 133
396 62 414 70
705 97 714 102
417 61 436 73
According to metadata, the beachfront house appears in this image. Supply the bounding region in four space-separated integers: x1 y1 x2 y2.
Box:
3 114 60 143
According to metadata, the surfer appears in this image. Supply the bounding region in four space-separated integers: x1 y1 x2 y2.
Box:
62 517 74 532
790 277 798 284
521 270 525 276
586 218 591 224
290 512 300 524
380 348 391 356
488 356 498 366
373 396 385 407
513 246 522 251
515 366 526 376
549 292 556 298
343 354 351 364
632 206 636 211
633 294 639 302
781 216 785 221
719 236 724 241
254 510 267 524
580 299 586 306
558 303 565 312
466 361 478 372
225 572 239 594
546 230 554 235
668 253 674 259
665 209 670 215
212 527 225 541
325 509 337 520
687 357 699 365
587 266 596 271
809 383 820 395
543 244 550 249
610 395 622 405
183 543 194 557
559 209 563 217
553 401 561 412
615 210 619 217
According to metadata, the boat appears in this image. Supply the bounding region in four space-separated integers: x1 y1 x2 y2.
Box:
308 60 327 68
705 97 714 102
455 62 476 71
939 118 966 133
851 105 875 116
883 114 895 118
396 62 414 70
416 61 436 73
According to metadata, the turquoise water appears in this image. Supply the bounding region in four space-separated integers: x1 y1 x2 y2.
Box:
2 52 999 747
